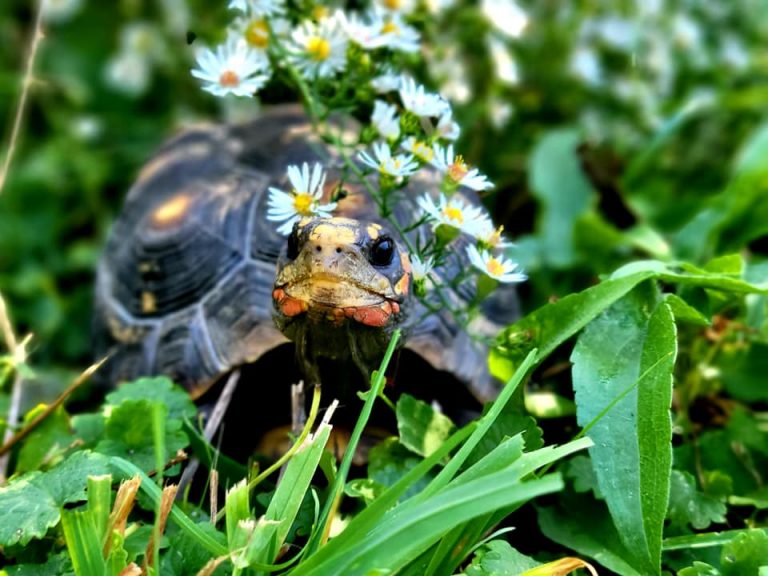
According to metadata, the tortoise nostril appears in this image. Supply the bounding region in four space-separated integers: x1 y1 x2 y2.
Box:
315 245 322 253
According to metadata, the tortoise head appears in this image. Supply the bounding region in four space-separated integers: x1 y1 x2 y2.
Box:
272 216 412 330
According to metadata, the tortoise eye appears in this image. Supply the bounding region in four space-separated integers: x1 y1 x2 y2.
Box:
286 228 300 260
370 236 394 267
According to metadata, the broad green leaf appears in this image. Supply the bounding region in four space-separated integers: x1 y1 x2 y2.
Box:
72 413 106 447
465 401 543 469
667 471 727 531
16 404 72 473
344 477 386 505
565 455 603 499
3 552 74 575
536 494 642 576
95 399 188 472
721 530 768 576
0 476 59 546
571 284 676 574
225 479 251 551
528 128 596 268
396 393 455 457
106 376 196 421
462 540 540 575
36 450 111 507
490 271 655 380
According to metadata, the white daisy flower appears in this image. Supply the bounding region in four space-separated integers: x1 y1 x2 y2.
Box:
359 142 419 178
230 15 289 54
105 52 151 96
343 11 419 53
435 111 460 141
377 14 420 53
375 0 417 15
401 137 435 163
470 218 514 250
431 144 493 191
191 38 270 98
371 100 400 141
481 0 528 39
371 71 402 93
399 77 450 118
411 255 434 282
416 193 485 235
228 0 285 17
42 0 83 23
289 14 348 79
267 163 337 235
467 245 526 283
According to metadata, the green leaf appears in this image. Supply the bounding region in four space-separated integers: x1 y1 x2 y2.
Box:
61 508 107 576
106 376 196 421
465 403 543 468
565 455 603 499
15 405 72 473
161 521 225 576
368 438 435 502
528 128 596 267
344 477 386 505
95 399 188 472
537 493 643 576
0 476 59 546
463 540 540 576
719 343 768 402
396 394 456 458
678 562 721 576
295 473 565 576
72 413 106 447
490 271 656 380
721 530 768 576
3 552 74 576
571 284 676 574
33 450 111 506
664 294 711 326
667 470 727 531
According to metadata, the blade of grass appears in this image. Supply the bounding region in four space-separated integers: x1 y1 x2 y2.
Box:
304 328 402 556
110 456 228 557
417 347 538 501
61 508 108 576
293 472 564 576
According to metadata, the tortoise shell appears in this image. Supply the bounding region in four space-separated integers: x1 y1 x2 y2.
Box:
93 105 519 403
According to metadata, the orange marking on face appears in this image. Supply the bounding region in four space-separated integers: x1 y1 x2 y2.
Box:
400 252 412 274
367 224 380 240
152 194 192 225
273 289 308 317
350 302 392 327
394 273 410 296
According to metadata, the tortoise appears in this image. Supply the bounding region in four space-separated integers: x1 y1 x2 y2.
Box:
92 105 519 443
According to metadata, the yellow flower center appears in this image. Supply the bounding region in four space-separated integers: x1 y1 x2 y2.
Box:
486 257 505 277
447 155 469 183
381 21 399 34
412 141 434 162
293 193 314 215
312 6 329 20
382 0 402 9
245 19 269 48
219 70 240 87
307 36 331 61
443 206 464 224
488 225 504 247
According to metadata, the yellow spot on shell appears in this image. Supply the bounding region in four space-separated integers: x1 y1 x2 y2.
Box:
310 223 357 245
141 291 157 313
152 194 192 226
